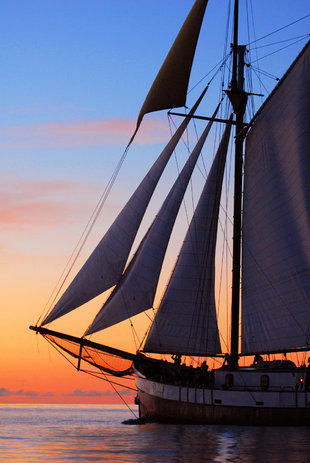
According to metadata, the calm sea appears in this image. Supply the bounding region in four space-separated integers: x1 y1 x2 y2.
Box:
1 403 310 462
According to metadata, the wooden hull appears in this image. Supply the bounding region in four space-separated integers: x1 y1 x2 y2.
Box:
135 370 310 425
138 389 310 425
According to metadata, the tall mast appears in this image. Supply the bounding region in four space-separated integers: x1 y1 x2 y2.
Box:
228 0 247 368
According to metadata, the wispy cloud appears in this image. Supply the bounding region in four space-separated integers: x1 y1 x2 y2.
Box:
62 389 106 397
0 175 91 229
117 389 135 396
62 388 134 397
41 392 55 398
0 388 40 397
1 117 170 149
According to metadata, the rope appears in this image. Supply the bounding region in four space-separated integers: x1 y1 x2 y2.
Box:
81 368 139 420
250 34 310 51
250 37 310 64
43 334 138 419
246 14 310 47
37 145 130 326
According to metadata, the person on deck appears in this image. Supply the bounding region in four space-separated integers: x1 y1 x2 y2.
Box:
253 354 264 365
172 354 181 366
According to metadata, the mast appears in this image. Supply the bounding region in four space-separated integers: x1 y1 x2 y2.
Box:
228 0 247 368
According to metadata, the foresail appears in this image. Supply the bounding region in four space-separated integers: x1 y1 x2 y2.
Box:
86 111 218 336
131 0 208 141
42 90 207 326
144 119 232 356
242 41 310 353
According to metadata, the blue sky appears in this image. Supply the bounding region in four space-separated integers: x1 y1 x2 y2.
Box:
1 1 309 174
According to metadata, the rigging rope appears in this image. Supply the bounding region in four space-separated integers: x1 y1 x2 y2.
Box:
250 34 310 51
37 145 130 326
43 333 139 419
246 14 310 47
81 368 139 419
250 37 310 64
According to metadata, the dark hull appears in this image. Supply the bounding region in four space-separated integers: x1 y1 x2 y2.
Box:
138 389 310 425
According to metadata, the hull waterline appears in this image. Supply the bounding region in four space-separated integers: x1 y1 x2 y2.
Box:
135 367 310 425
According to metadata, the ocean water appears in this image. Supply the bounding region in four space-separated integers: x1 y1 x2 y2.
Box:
1 404 310 463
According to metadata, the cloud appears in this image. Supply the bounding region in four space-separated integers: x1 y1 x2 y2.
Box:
19 390 40 397
62 389 107 397
0 388 16 396
41 392 55 397
0 175 91 229
0 201 75 228
62 388 134 397
0 387 133 399
117 389 135 396
0 117 170 149
0 388 39 397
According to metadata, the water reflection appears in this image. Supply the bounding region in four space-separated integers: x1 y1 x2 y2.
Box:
1 405 310 462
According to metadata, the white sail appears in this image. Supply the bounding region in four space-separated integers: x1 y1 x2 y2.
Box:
86 115 217 335
42 91 207 326
132 0 208 140
144 119 232 356
241 42 310 353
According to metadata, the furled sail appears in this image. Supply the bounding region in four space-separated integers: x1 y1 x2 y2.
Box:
241 41 310 353
86 112 218 335
144 119 232 356
42 90 207 326
131 0 208 141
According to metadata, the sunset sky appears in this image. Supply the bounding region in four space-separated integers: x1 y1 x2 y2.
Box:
1 0 309 404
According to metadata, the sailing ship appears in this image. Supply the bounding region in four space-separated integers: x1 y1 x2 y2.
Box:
30 0 310 425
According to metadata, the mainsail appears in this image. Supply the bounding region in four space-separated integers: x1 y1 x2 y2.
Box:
144 119 232 356
86 113 218 335
42 90 207 326
241 41 310 354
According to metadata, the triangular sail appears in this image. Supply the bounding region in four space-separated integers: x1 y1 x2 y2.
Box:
130 0 208 142
42 90 207 326
86 112 218 336
144 119 232 356
241 41 310 353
